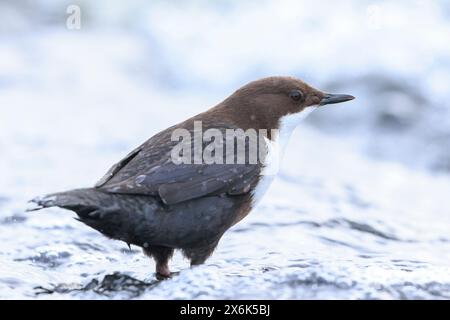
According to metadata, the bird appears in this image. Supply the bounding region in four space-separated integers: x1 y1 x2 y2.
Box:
29 76 354 278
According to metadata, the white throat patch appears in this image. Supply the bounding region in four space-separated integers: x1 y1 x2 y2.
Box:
251 106 316 205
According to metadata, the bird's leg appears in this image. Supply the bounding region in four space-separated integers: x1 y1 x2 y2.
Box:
143 246 174 279
183 241 219 266
156 261 170 278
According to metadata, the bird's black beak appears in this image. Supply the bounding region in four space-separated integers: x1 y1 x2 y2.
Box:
319 93 355 106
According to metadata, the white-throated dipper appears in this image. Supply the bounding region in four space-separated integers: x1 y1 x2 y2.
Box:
30 76 354 278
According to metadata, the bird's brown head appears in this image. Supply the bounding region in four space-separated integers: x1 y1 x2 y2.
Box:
220 76 354 131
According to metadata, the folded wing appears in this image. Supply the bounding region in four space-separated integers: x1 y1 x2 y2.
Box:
95 126 264 205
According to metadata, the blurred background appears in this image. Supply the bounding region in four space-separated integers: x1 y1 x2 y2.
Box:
1 0 450 299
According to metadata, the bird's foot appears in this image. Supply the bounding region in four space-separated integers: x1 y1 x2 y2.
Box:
156 263 171 280
155 273 170 280
155 271 180 281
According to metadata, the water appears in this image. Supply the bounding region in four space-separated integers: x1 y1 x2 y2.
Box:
2 122 450 299
1 0 450 299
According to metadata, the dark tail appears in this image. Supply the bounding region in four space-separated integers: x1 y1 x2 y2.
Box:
29 188 110 218
28 188 153 245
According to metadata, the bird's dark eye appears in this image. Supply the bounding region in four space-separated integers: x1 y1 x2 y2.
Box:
289 90 304 101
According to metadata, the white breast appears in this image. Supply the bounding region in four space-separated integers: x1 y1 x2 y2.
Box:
251 107 315 206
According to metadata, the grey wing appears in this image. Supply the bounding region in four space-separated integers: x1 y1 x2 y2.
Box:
95 147 143 188
95 128 264 205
